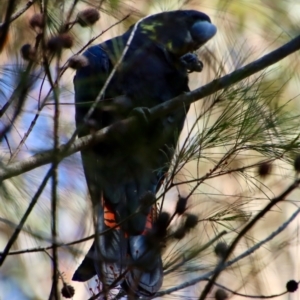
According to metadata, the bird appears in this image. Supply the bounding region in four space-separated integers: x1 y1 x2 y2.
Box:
72 9 216 298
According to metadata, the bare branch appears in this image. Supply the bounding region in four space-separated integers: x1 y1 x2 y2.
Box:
0 0 37 29
1 34 300 181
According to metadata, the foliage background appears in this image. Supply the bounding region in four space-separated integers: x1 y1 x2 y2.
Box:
1 0 300 299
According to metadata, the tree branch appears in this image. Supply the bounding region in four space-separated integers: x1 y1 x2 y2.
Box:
1 34 300 182
0 0 36 30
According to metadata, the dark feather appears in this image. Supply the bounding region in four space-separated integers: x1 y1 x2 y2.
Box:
73 9 216 297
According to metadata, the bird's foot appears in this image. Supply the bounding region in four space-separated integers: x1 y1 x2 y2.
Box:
85 118 100 133
130 107 151 126
181 53 203 73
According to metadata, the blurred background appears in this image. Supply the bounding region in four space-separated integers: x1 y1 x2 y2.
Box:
1 0 300 299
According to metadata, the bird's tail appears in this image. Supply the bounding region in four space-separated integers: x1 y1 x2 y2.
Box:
72 199 163 298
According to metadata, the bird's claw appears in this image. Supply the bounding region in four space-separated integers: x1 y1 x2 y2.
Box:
84 118 100 133
130 107 151 126
181 53 203 73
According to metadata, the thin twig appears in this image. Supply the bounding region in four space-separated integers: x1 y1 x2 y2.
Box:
64 0 80 28
198 178 300 300
40 10 61 294
9 35 43 162
83 14 144 123
207 279 287 299
154 204 300 298
0 0 17 52
0 62 35 141
62 14 130 66
0 0 37 29
0 206 151 255
163 230 227 275
0 167 53 266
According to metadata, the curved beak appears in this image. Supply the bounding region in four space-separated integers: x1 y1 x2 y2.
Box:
190 21 217 48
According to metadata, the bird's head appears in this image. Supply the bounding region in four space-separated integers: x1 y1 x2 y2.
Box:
138 10 217 57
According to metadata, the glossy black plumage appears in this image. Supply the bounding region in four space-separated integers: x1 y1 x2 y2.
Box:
72 10 216 298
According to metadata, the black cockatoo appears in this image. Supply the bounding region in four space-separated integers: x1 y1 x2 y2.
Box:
72 9 216 298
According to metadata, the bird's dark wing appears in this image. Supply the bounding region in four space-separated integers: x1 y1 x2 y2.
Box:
72 45 129 286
